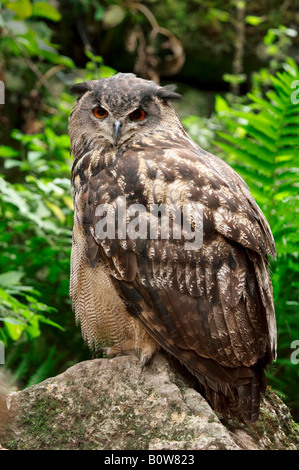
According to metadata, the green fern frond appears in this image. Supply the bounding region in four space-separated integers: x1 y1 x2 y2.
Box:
217 131 274 163
215 62 299 419
248 93 283 116
216 65 299 220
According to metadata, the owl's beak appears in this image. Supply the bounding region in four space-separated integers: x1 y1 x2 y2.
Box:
113 120 122 146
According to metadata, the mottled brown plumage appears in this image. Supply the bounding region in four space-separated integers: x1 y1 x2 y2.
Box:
68 73 277 423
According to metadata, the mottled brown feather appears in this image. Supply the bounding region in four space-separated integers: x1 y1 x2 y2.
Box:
69 73 277 423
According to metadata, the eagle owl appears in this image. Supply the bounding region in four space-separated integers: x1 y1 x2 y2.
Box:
68 73 277 423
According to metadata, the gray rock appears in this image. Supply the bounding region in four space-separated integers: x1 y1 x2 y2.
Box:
1 353 298 450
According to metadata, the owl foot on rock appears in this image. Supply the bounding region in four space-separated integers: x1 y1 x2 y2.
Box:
93 341 158 373
138 340 160 371
93 345 123 359
93 341 137 359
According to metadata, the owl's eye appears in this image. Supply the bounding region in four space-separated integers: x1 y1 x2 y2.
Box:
129 109 146 121
93 107 108 119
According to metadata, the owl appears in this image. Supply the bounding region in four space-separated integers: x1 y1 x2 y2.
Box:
68 73 277 423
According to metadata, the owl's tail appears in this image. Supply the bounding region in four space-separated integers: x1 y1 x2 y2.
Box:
190 358 267 423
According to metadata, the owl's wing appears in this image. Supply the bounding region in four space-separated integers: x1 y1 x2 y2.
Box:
72 136 276 422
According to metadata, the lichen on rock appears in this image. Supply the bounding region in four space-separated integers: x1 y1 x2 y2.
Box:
1 353 298 450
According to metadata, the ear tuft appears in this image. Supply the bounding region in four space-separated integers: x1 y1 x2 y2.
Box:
156 85 182 101
70 81 92 95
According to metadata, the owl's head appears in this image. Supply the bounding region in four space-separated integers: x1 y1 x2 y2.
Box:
68 73 182 150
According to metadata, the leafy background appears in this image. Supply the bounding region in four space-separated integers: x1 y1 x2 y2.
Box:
0 0 298 421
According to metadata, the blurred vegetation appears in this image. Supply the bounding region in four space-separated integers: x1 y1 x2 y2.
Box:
0 0 298 420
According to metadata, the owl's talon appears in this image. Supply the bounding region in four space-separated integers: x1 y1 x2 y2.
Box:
141 354 149 371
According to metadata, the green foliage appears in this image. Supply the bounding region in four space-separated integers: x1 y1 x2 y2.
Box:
251 26 298 95
182 114 222 153
0 64 114 386
0 0 73 385
0 125 73 385
1 0 73 67
0 2 116 386
0 0 298 421
215 60 299 412
0 269 60 343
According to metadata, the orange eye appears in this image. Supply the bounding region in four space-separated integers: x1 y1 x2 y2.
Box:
93 107 108 119
129 109 146 121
